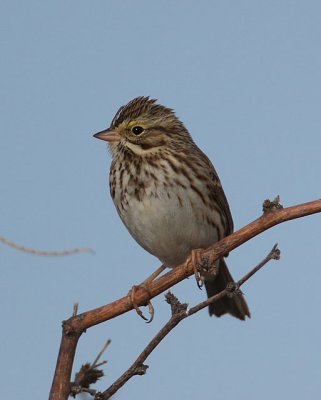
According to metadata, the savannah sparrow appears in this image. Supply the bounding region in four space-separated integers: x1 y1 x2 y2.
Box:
94 97 250 320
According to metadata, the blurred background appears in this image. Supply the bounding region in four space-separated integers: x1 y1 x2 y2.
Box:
1 1 321 399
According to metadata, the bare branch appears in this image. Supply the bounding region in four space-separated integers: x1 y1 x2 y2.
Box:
49 198 321 400
0 235 94 256
99 245 279 399
63 198 321 333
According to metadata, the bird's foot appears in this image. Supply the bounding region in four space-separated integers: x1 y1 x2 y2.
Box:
127 284 155 323
185 248 205 289
127 264 167 323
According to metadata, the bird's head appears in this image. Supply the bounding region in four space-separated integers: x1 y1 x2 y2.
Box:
93 96 192 156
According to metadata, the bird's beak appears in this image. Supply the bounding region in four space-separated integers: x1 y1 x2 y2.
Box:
93 128 121 142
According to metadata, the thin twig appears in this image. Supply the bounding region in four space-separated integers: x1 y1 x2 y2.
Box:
99 245 280 399
0 235 94 256
91 340 111 368
237 243 280 288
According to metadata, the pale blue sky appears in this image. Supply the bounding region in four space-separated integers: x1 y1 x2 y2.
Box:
1 1 321 399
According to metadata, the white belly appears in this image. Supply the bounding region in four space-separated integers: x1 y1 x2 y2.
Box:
112 172 219 267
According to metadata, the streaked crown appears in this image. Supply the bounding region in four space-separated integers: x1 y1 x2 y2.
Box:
110 97 175 128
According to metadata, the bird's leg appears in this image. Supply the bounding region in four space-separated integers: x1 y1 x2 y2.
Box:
128 264 167 323
185 248 205 289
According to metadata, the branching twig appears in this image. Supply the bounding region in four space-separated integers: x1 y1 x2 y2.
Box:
70 340 111 398
0 235 94 256
98 245 279 399
49 198 321 400
98 295 188 399
188 244 280 316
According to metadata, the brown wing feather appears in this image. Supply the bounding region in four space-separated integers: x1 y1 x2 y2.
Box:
193 145 234 236
193 147 250 319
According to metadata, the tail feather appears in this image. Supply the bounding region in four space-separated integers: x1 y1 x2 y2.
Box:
204 259 250 320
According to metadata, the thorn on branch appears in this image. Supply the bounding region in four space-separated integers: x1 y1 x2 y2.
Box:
73 303 79 317
165 291 188 316
262 196 283 214
134 363 149 376
270 243 281 260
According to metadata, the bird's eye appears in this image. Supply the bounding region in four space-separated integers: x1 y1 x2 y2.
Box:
131 126 144 135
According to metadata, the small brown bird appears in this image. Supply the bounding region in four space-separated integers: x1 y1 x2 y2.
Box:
94 97 250 320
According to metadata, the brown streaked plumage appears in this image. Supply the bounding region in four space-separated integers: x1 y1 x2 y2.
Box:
94 96 250 320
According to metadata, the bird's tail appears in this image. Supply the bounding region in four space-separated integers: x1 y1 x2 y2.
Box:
204 258 250 320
